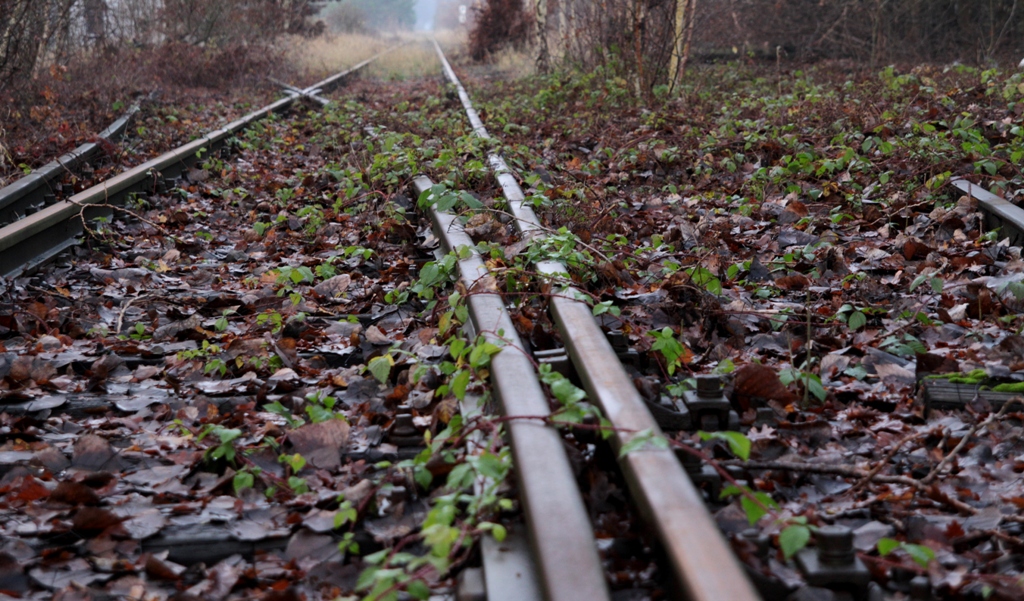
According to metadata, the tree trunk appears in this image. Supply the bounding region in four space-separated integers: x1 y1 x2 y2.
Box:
535 0 549 71
669 0 697 92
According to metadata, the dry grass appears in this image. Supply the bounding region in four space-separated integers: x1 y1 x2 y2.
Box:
434 28 535 80
367 39 440 80
488 45 536 79
283 33 393 81
283 28 532 85
284 32 445 82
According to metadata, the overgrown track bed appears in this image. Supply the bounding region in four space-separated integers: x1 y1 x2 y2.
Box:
0 56 382 279
431 41 761 601
435 60 1024 600
3 44 1024 601
0 103 140 227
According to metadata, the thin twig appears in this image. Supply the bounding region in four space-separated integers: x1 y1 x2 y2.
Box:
728 459 978 515
845 430 930 497
922 398 1021 485
68 180 173 239
115 293 152 336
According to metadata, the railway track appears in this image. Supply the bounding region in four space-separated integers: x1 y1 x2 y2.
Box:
0 102 140 226
0 39 1023 601
429 41 761 601
0 53 382 279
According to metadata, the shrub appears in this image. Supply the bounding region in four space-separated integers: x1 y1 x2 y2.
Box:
468 0 533 62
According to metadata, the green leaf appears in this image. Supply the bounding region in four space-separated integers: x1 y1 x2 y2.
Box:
468 341 501 367
843 365 868 380
281 453 306 472
618 429 669 457
550 378 586 405
740 494 770 525
232 471 254 495
217 428 242 445
476 451 506 480
930 277 944 294
334 501 358 528
806 377 828 401
847 310 866 330
446 462 474 489
903 543 935 568
1006 281 1024 300
878 538 934 567
713 358 736 375
367 354 394 385
490 523 507 542
780 525 811 559
451 369 470 400
414 466 432 489
355 566 379 590
449 338 467 360
288 475 310 494
305 404 334 424
720 485 777 525
687 266 722 296
698 430 752 461
407 580 431 600
877 537 900 556
459 191 484 209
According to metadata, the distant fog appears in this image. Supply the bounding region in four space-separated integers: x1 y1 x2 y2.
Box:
415 0 439 30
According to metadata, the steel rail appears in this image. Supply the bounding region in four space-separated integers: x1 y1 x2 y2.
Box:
951 178 1024 245
0 103 140 225
432 40 761 601
412 175 611 601
0 52 387 279
269 77 331 107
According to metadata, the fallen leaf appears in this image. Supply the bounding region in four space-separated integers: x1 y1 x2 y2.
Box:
774 274 810 290
286 419 350 470
732 363 796 411
49 481 100 506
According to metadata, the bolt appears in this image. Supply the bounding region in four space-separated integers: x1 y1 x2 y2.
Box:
62 183 74 196
43 192 56 204
391 414 416 437
816 525 855 566
695 374 723 398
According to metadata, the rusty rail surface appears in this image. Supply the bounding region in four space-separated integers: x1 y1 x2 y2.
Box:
432 39 762 601
0 52 385 279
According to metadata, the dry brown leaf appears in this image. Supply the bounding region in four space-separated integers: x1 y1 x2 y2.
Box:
71 507 123 538
49 481 101 506
774 274 810 290
732 363 796 411
286 419 350 471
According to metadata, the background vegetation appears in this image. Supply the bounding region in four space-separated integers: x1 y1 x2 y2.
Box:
472 0 1024 99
